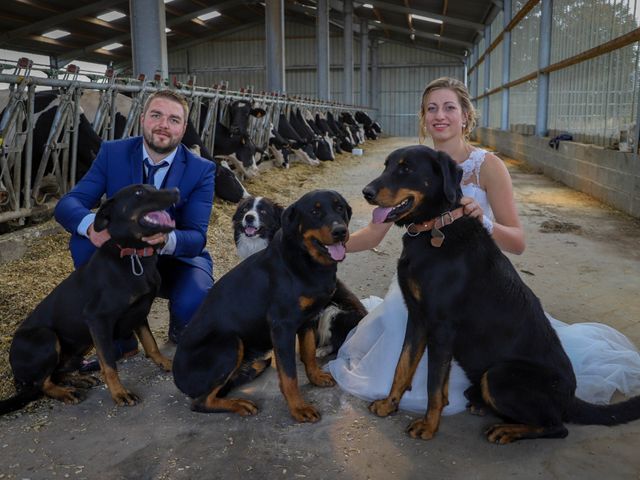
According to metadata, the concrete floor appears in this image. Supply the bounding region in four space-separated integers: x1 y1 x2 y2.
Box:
1 137 639 479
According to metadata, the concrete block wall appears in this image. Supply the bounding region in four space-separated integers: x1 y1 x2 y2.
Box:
474 127 640 219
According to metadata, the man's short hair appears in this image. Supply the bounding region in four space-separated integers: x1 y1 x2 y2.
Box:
143 89 190 121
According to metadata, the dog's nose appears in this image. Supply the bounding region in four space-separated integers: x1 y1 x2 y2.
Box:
331 224 348 241
244 214 255 224
362 185 377 202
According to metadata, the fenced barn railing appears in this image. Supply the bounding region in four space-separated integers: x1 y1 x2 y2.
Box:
0 60 375 225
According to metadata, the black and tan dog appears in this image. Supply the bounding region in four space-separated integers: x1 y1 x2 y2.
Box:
232 195 366 356
173 189 352 422
362 145 640 443
0 184 178 415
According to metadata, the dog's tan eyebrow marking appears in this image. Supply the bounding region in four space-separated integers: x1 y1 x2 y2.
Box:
299 296 316 310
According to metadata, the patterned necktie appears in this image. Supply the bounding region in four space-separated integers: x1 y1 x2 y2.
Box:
144 159 169 187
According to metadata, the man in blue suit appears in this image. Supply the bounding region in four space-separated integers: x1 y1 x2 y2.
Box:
55 89 216 354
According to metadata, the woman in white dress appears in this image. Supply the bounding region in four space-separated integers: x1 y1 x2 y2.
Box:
327 77 640 414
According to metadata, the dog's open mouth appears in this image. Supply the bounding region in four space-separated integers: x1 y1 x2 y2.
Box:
243 226 263 237
140 210 175 229
314 239 347 262
372 197 413 223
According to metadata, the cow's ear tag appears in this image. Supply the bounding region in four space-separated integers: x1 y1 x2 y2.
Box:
430 227 444 247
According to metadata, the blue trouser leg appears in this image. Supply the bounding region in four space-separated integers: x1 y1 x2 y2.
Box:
158 257 214 342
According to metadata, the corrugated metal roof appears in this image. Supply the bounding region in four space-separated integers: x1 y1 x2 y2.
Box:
0 0 499 72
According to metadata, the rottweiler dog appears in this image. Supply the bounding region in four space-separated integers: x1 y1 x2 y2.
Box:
232 195 366 356
0 184 178 415
173 189 352 423
362 145 640 443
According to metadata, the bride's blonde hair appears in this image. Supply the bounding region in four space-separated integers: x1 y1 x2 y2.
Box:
418 77 478 144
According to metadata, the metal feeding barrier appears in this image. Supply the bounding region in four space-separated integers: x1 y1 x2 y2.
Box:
0 58 374 226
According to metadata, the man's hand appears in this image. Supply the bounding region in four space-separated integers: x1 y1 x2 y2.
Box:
142 232 167 247
88 223 111 247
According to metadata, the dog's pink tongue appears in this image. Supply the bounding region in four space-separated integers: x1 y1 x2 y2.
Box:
244 226 257 236
372 207 393 224
327 243 346 261
146 210 175 228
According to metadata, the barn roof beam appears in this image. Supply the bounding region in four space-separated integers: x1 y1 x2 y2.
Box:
0 0 127 47
58 0 248 64
351 0 484 32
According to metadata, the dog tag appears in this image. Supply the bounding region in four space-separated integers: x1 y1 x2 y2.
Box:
430 227 445 247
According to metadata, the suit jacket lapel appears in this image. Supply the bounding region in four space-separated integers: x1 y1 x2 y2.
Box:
164 145 187 190
131 138 144 183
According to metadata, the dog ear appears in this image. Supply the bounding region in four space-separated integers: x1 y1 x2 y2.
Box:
336 193 352 221
281 203 299 237
93 197 114 232
437 151 462 204
274 203 285 229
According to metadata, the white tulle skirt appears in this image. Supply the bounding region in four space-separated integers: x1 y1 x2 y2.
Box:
326 278 640 415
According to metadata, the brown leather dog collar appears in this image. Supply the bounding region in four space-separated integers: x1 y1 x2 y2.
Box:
116 245 156 276
117 245 156 258
406 206 465 247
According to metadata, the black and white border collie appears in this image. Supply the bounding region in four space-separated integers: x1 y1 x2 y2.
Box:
232 195 366 356
232 196 284 260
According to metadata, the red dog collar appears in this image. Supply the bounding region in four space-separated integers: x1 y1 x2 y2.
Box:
406 206 465 247
117 245 156 258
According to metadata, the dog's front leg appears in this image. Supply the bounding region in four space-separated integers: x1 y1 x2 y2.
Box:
134 322 172 371
88 316 139 406
298 328 335 387
406 348 453 440
369 318 428 418
271 325 321 423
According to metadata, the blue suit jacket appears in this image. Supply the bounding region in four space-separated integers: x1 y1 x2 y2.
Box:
55 137 216 273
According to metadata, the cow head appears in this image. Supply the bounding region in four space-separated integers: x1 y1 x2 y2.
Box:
227 100 266 138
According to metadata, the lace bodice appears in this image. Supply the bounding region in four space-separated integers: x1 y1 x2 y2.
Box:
459 149 494 221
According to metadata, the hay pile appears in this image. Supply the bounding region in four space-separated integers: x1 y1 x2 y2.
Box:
0 150 371 400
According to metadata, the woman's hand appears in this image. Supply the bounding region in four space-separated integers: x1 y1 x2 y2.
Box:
460 196 483 219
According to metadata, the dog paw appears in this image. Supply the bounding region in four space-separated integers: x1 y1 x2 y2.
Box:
406 419 437 440
291 403 321 423
369 398 398 417
309 370 336 387
229 399 259 416
111 390 140 406
156 356 173 372
466 403 487 416
60 387 85 405
485 424 518 444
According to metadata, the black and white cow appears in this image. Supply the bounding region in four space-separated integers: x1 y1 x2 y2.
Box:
326 112 356 153
275 113 319 166
314 113 343 155
0 89 103 201
267 125 294 168
295 108 334 161
211 99 265 179
339 112 365 145
355 111 381 140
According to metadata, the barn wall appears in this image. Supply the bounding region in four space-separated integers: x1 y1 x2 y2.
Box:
168 21 465 137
